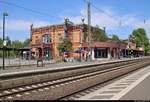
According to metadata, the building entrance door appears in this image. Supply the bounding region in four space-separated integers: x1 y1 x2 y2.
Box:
35 48 43 59
44 48 52 60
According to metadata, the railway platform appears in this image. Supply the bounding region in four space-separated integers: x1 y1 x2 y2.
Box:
0 57 149 100
0 58 135 75
77 65 150 100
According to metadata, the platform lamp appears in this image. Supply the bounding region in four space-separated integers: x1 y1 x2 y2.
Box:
80 17 85 62
30 24 33 60
3 12 8 70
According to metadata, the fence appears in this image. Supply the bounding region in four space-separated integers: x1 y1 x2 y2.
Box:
0 57 55 68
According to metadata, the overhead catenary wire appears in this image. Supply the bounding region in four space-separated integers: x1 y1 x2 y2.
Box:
0 0 62 20
1 0 126 27
92 2 122 27
82 0 122 27
82 0 112 18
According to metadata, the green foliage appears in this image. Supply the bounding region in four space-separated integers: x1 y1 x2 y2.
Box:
112 34 120 42
0 36 11 47
0 37 31 57
91 26 108 42
57 37 73 54
11 38 31 49
5 36 11 47
23 38 31 47
11 40 24 49
0 38 3 48
132 28 150 55
83 32 88 42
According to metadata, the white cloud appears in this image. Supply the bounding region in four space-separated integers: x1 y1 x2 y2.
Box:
67 8 120 29
69 7 150 38
66 9 86 24
0 19 50 31
0 8 150 39
134 20 150 29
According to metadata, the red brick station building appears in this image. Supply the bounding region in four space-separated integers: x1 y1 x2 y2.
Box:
31 19 144 61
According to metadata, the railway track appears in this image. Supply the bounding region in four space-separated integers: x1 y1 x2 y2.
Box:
0 58 140 90
61 63 146 100
0 58 150 100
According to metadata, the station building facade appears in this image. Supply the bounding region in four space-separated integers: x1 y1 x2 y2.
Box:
82 41 144 60
31 23 83 60
31 21 144 60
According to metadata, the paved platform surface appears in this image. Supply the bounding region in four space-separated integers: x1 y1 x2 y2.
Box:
0 58 54 66
77 65 150 100
0 58 136 75
0 59 118 75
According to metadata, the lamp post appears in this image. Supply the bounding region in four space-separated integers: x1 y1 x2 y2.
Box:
87 0 92 61
80 17 85 62
3 12 8 70
30 24 33 60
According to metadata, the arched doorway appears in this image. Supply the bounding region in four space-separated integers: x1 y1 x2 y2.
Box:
43 48 52 60
35 48 42 59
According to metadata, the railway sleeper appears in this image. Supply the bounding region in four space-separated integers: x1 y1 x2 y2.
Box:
8 60 150 100
0 59 143 90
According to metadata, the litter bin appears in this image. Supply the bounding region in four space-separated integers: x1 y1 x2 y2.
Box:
37 58 44 67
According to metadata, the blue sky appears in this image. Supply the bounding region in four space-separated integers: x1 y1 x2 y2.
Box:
0 0 150 41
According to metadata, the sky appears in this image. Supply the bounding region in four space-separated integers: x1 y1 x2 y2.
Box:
0 0 150 41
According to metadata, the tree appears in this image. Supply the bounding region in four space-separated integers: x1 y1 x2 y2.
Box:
23 38 31 47
10 40 24 57
0 37 12 57
0 36 11 48
132 28 150 55
83 32 88 42
0 37 32 57
0 38 3 57
91 26 108 42
112 34 120 42
57 37 73 54
11 40 23 49
0 37 3 48
5 36 11 47
82 24 88 43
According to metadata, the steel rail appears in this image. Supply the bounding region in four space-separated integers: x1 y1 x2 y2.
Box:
0 57 146 79
0 58 144 91
0 59 149 100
